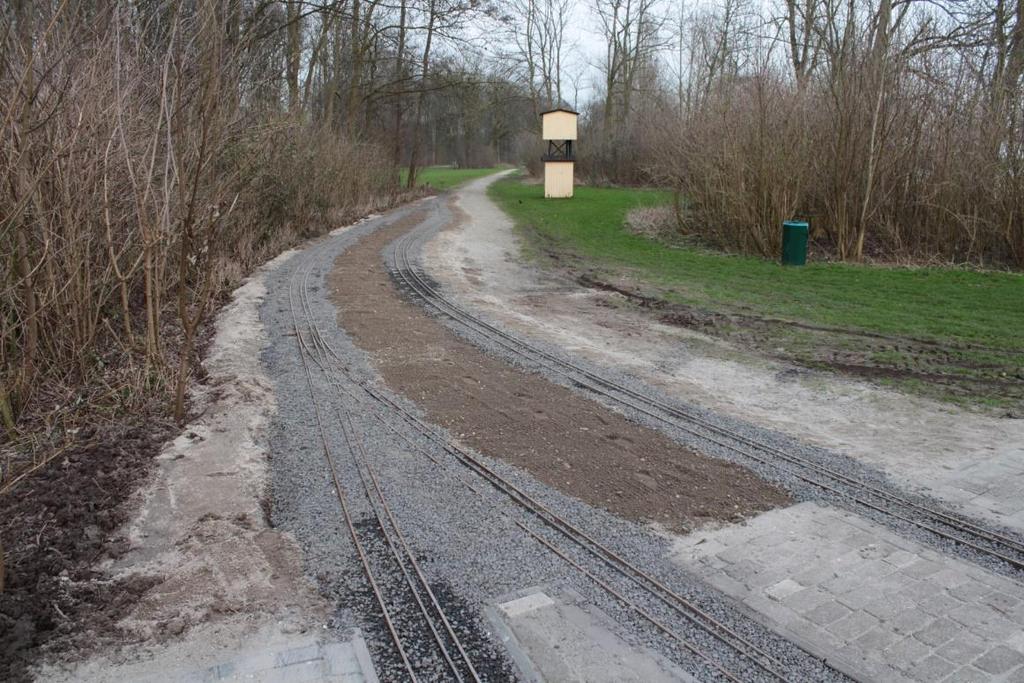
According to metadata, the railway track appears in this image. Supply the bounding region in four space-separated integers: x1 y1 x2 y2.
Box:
288 254 483 683
389 220 1024 576
279 215 843 682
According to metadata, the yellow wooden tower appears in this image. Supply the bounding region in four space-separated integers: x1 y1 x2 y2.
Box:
541 108 578 198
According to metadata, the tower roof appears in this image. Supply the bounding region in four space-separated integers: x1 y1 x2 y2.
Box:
540 107 579 117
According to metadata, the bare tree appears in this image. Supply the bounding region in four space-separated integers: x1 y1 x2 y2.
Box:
406 0 439 187
286 0 303 111
505 0 573 116
779 0 821 84
594 0 666 125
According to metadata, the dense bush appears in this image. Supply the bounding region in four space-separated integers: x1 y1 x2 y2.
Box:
646 68 1024 266
1 4 399 479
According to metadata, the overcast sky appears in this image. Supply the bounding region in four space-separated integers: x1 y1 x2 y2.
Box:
471 0 699 109
467 1 625 109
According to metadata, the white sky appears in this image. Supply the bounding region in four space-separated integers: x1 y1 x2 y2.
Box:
466 0 622 108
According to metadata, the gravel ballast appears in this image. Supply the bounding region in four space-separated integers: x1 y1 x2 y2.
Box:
260 198 847 681
398 197 1024 585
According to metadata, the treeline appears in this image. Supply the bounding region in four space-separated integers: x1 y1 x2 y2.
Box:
4 0 1022 472
565 0 1024 267
0 0 534 475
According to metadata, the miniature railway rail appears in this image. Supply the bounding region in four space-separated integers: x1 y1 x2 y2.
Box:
288 260 483 683
283 223 808 682
390 224 1024 575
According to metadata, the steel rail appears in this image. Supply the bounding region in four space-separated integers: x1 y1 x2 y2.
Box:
511 517 745 683
286 277 418 681
300 323 761 683
294 231 791 681
352 375 791 682
299 258 481 683
391 226 1024 572
335 404 468 683
394 225 1024 558
394 225 1024 567
328 363 753 682
292 255 481 683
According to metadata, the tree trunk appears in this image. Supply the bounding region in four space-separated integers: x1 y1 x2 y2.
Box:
286 1 302 112
14 0 38 389
406 0 436 188
392 0 408 165
347 0 363 134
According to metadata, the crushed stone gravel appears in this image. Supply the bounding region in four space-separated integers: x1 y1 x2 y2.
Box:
261 199 848 682
401 197 1024 585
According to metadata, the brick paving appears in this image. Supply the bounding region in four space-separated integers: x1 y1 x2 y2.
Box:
673 503 1024 682
142 637 378 683
925 459 1024 533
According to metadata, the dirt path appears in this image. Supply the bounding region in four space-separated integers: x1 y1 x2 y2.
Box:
328 208 789 533
424 173 1024 531
37 251 330 682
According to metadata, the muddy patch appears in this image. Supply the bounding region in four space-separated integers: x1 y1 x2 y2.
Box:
329 209 790 533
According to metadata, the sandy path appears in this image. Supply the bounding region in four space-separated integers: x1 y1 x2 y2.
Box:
39 250 331 682
424 172 1024 531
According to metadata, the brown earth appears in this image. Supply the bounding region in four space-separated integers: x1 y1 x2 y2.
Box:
0 415 176 683
0 286 267 682
329 206 790 533
0 300 227 683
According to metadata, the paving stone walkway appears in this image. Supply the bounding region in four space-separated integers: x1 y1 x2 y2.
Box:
927 457 1024 532
487 587 695 682
139 635 378 683
673 503 1024 682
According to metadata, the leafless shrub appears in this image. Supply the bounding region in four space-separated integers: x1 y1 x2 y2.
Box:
0 3 398 485
647 75 818 256
636 0 1024 268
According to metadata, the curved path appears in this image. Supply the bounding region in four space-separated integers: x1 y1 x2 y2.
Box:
426 173 1024 533
254 176 1024 682
259 195 840 682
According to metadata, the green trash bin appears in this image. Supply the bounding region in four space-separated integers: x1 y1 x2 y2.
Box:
781 220 809 266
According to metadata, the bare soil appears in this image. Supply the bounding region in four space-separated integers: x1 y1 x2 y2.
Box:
0 289 235 682
0 415 176 683
2 249 328 683
329 207 790 534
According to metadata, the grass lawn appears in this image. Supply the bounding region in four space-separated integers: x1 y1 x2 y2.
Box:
401 165 503 191
489 175 1024 410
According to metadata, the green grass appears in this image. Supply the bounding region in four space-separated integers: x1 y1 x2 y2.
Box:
489 176 1024 410
489 177 1024 350
401 165 503 191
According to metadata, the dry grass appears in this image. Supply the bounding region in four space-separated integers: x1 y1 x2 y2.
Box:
625 205 681 241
